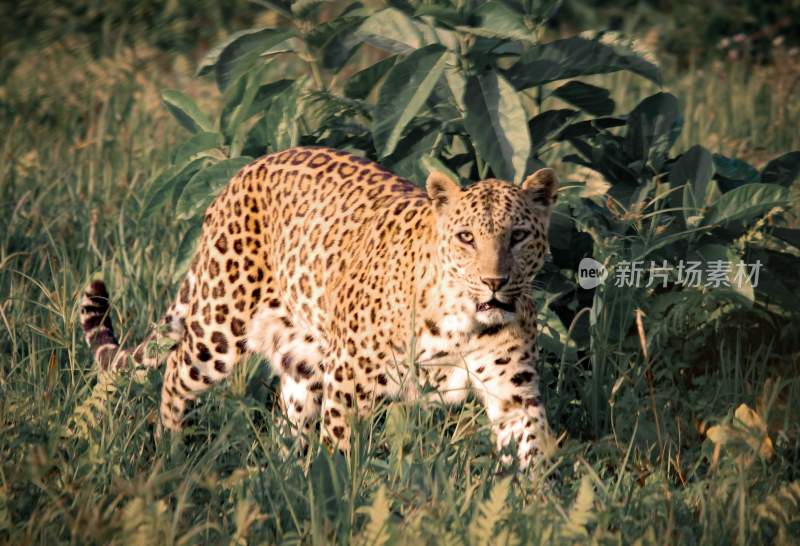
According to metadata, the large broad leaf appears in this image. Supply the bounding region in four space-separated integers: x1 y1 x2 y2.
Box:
357 8 423 52
214 28 295 91
761 151 800 187
263 82 304 152
173 217 203 282
247 79 295 119
173 131 223 164
537 305 578 360
307 14 367 72
176 157 253 219
564 131 640 189
458 1 533 42
713 154 760 192
196 28 269 77
669 145 714 222
771 227 800 249
625 92 681 172
444 53 467 112
463 71 531 184
414 4 466 28
420 154 461 186
357 8 456 53
382 123 440 183
344 55 396 99
141 158 207 223
529 108 578 152
552 81 614 116
557 116 626 140
161 90 215 134
693 244 754 304
702 183 789 227
372 44 447 158
220 65 272 141
505 36 661 90
670 145 713 201
243 80 306 155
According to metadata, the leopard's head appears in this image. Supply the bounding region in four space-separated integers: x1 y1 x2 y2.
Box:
427 168 559 327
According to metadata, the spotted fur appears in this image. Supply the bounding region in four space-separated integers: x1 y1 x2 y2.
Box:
80 146 559 470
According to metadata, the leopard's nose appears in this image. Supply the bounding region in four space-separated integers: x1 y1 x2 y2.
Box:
480 276 508 292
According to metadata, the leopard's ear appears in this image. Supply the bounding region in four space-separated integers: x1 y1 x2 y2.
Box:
522 168 559 208
426 171 461 209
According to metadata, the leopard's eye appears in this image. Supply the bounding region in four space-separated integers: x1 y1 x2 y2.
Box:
510 229 530 245
456 231 475 245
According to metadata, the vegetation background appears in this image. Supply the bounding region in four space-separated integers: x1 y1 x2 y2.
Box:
1 0 799 544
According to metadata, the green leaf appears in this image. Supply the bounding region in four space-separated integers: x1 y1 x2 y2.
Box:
625 92 681 171
357 8 456 53
357 8 425 53
669 145 714 221
141 158 207 223
468 477 512 544
173 217 203 282
702 183 789 227
564 475 595 538
713 154 760 191
420 155 461 186
463 71 531 183
538 305 578 360
771 227 800 249
161 90 215 134
525 0 563 24
308 15 366 72
382 123 440 182
372 44 447 158
444 54 467 112
529 108 578 152
761 151 800 187
215 27 295 91
356 486 392 546
221 64 271 140
505 36 661 90
175 157 253 219
414 4 465 28
459 1 532 42
264 82 304 152
670 145 713 199
344 56 396 99
195 28 264 77
173 132 223 164
693 244 754 304
220 74 248 139
248 79 295 118
552 81 614 116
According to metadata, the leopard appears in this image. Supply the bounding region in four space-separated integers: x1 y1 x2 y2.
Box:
80 146 559 470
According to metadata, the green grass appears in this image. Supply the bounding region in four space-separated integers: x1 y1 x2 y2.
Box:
1 34 799 545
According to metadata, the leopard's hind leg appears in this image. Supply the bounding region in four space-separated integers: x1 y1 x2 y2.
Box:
248 306 325 447
158 264 254 432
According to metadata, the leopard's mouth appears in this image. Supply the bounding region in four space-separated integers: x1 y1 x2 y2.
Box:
476 298 515 313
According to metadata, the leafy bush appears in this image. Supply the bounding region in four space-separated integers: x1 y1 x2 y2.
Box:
150 0 800 439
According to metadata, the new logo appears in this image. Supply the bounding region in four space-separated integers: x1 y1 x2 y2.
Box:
578 257 608 289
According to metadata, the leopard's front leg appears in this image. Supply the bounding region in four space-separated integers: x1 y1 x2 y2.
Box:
467 338 552 471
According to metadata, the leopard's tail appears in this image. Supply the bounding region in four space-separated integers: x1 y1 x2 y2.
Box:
80 278 185 371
